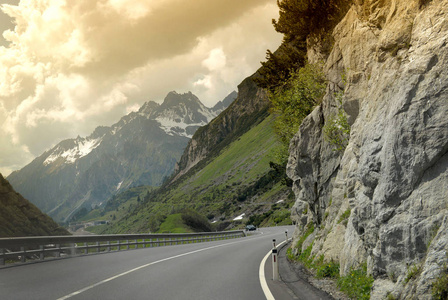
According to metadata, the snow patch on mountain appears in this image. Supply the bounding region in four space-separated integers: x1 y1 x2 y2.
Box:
116 181 123 191
44 137 103 165
156 116 208 138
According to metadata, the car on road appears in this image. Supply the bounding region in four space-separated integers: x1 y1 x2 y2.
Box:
245 225 256 231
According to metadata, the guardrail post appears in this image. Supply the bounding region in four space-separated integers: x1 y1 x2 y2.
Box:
40 245 44 261
0 248 4 265
96 242 100 253
70 243 76 256
107 241 111 252
20 247 26 263
56 244 61 257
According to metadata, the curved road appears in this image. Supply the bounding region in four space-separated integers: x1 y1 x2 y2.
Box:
0 226 295 300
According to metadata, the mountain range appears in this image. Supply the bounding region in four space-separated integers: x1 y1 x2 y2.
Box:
7 91 236 223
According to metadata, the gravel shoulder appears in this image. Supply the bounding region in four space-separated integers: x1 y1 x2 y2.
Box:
278 242 349 300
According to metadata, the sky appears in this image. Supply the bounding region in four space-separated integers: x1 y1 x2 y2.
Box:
0 0 282 176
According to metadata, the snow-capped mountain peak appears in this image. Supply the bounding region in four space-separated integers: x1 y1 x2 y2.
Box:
147 91 231 138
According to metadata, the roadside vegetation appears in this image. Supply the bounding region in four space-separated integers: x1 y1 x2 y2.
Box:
337 263 374 300
432 266 448 299
287 241 373 300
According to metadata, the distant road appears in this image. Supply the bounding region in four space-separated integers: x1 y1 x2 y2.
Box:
68 227 94 235
0 226 294 300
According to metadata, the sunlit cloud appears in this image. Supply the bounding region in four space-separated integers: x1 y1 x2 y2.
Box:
203 48 227 71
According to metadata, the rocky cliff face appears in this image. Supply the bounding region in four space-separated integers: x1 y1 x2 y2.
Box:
287 0 448 299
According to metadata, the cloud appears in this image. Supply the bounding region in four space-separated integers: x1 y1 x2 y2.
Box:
203 48 227 71
0 0 282 175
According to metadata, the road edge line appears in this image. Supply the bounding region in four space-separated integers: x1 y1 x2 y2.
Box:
259 239 291 300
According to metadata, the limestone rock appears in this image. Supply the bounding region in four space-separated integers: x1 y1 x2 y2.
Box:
287 0 448 298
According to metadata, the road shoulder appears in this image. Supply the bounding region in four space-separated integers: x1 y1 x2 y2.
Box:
265 242 335 300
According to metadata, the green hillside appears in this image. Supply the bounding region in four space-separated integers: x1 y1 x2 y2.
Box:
0 174 69 237
93 115 293 234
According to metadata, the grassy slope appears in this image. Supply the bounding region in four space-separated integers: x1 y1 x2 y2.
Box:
157 214 194 233
98 115 293 234
0 174 69 237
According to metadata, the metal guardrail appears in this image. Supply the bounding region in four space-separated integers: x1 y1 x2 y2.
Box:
0 231 246 267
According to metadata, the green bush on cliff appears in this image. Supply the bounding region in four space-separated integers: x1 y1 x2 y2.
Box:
337 208 351 226
432 267 448 300
323 90 351 151
337 263 373 300
316 258 340 278
269 63 326 147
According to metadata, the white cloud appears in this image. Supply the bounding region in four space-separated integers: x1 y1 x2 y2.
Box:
203 48 226 71
194 75 213 89
126 103 141 114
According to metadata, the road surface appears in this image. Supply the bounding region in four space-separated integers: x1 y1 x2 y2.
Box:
0 226 295 300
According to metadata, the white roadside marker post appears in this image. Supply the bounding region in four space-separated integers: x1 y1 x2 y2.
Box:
272 239 279 281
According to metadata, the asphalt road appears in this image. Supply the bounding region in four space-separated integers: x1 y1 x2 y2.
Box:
0 226 295 300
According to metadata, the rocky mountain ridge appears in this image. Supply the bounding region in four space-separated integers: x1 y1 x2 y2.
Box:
287 0 448 299
171 74 269 182
8 91 235 223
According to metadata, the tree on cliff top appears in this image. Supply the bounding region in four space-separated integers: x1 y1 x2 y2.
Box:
256 0 351 90
273 0 350 43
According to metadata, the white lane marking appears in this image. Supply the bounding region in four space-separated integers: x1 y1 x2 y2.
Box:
260 250 276 300
57 240 242 300
259 239 291 300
